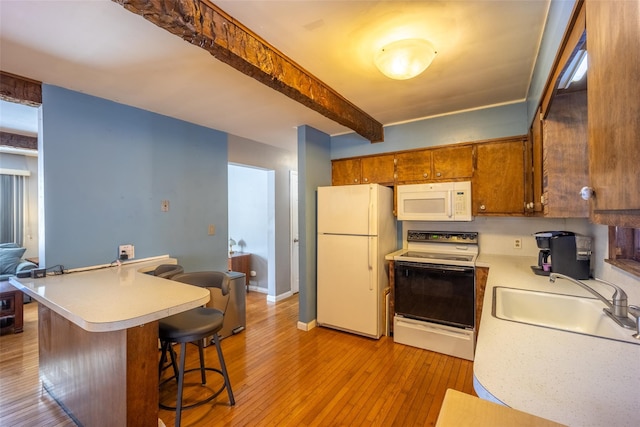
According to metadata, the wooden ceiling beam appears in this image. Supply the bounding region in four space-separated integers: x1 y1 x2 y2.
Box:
0 72 42 106
0 131 38 150
113 0 384 142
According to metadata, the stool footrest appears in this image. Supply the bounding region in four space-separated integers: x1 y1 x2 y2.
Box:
159 367 228 411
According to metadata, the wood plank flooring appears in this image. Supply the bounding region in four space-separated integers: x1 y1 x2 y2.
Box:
1 292 475 426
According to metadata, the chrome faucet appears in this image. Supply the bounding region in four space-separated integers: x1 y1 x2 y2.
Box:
549 272 636 330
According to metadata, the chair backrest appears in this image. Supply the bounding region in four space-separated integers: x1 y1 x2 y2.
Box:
153 264 184 279
172 271 231 296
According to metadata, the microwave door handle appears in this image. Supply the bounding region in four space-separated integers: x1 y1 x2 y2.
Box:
447 190 453 218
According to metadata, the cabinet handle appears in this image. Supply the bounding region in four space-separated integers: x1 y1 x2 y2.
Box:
480 204 486 211
423 173 429 178
436 172 442 177
363 178 369 182
580 186 595 200
354 178 359 183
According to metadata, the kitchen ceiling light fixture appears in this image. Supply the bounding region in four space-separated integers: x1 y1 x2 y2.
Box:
374 38 437 80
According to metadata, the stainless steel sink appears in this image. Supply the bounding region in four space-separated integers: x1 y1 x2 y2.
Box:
492 286 639 345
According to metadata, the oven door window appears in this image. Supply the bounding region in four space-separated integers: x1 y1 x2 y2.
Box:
394 262 475 329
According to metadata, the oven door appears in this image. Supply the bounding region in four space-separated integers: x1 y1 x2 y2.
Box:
394 261 475 329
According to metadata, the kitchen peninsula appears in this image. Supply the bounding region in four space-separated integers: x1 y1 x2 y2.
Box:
10 257 210 426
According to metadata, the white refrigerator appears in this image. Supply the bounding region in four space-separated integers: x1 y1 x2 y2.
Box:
317 184 397 338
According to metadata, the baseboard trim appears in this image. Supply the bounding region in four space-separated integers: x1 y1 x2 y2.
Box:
297 319 317 332
267 290 293 303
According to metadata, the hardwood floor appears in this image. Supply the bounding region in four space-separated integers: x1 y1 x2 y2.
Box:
1 292 475 426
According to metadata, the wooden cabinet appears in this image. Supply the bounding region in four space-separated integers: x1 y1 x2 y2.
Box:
472 137 527 215
361 154 395 185
542 91 589 217
395 149 432 183
432 144 473 180
587 0 640 227
228 253 251 292
332 158 361 185
332 154 395 186
0 282 23 334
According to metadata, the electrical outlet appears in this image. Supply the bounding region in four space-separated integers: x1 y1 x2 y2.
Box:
514 238 522 249
161 200 170 212
118 244 135 260
208 224 215 235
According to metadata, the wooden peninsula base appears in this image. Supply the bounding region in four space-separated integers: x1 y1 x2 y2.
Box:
38 305 159 426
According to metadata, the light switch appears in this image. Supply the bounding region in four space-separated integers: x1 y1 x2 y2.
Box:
208 224 215 235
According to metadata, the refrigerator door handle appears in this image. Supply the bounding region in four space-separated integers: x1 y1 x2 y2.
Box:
368 186 374 290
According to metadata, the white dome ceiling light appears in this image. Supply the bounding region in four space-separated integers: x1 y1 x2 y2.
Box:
374 38 437 80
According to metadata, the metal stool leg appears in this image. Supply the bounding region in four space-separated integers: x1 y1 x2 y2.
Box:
175 342 187 427
197 340 207 384
212 333 235 405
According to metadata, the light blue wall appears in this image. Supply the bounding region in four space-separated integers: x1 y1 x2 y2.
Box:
297 125 331 324
40 85 229 272
332 102 528 158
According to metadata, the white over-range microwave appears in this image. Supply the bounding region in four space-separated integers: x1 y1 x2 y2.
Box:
397 181 473 221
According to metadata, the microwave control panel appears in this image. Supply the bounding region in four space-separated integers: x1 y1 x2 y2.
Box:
406 231 478 244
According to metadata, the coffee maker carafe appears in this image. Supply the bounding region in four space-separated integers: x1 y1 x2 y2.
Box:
531 231 592 279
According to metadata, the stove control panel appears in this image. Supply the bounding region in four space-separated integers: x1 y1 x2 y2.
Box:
407 231 478 244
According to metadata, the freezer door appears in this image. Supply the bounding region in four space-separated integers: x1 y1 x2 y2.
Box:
317 233 381 338
317 184 377 236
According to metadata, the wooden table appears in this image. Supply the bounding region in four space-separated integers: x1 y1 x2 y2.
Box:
10 258 209 427
0 281 23 334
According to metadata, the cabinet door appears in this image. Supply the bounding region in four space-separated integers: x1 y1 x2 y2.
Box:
432 145 473 180
361 154 395 185
332 158 361 186
542 91 589 218
587 0 640 227
395 150 432 183
473 139 526 215
531 107 543 212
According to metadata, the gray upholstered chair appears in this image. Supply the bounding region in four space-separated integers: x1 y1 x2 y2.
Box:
158 272 235 427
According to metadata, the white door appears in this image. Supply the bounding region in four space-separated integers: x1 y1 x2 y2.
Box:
317 233 380 338
290 171 299 294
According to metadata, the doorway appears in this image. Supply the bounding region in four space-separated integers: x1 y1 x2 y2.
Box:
228 163 275 296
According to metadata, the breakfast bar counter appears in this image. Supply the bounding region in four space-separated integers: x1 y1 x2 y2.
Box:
10 257 210 427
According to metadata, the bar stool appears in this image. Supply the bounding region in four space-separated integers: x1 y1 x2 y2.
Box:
153 264 184 279
159 272 235 427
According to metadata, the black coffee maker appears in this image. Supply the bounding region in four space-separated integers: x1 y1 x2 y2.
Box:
531 231 592 279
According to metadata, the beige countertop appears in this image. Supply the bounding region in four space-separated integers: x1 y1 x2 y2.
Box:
473 254 640 427
9 256 209 332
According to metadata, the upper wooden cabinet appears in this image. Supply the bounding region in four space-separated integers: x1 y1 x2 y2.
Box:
542 90 589 218
472 137 527 215
331 153 395 186
587 0 640 227
395 145 473 184
332 157 361 185
432 145 474 180
361 154 395 185
395 149 432 182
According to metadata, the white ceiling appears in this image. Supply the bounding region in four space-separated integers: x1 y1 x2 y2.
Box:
0 0 550 151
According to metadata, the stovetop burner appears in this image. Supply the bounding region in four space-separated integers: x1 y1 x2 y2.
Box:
394 230 479 267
